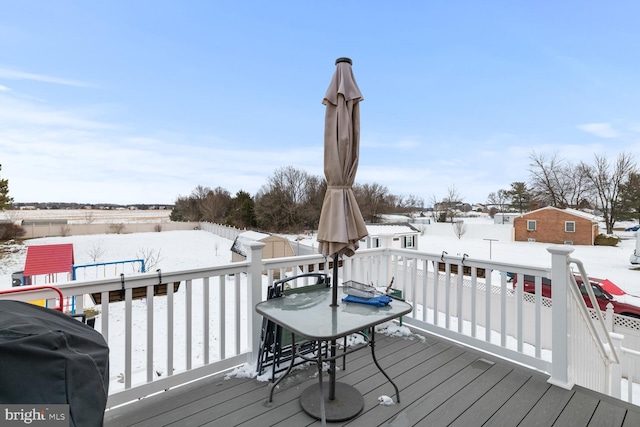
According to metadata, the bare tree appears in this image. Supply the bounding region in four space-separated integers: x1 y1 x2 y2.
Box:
428 194 443 222
581 152 636 234
88 243 105 262
528 152 567 208
395 194 424 214
136 248 162 272
109 223 126 234
487 189 509 222
200 186 231 223
442 185 463 223
353 182 392 223
255 167 323 232
452 220 466 239
84 210 96 224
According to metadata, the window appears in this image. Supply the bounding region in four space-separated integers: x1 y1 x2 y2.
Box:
371 237 380 248
527 220 536 231
403 235 415 248
565 221 575 232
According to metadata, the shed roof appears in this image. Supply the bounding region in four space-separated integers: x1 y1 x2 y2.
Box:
23 243 75 276
231 231 272 257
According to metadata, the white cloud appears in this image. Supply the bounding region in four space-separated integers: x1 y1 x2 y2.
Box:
577 123 619 138
0 67 92 87
0 85 9 92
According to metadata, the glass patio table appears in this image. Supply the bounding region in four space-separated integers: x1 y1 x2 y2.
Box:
255 285 412 423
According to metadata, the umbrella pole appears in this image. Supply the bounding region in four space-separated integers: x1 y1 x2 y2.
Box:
331 253 339 307
330 253 339 401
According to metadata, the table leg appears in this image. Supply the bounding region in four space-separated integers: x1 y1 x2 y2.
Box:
369 326 401 403
269 332 298 402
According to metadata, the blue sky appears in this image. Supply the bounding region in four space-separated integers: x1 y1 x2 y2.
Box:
1 1 639 205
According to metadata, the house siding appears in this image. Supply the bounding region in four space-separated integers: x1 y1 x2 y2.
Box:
514 208 598 245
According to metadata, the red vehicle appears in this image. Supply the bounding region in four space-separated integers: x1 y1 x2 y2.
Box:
515 274 640 319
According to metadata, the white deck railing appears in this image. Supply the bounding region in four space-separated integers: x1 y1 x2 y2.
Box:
1 241 626 408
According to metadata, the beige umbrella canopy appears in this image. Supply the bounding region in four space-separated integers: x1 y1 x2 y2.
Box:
317 57 368 258
305 58 369 421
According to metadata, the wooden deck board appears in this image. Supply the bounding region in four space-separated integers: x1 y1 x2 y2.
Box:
103 329 640 427
519 385 575 426
415 363 513 426
553 391 599 426
207 337 403 427
447 369 533 427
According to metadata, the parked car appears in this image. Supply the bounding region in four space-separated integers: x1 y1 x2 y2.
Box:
513 274 640 319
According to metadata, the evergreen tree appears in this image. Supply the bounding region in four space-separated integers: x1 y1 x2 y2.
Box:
505 182 531 213
0 165 13 209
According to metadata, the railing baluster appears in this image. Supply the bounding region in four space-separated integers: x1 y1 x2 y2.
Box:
125 288 133 389
146 285 154 383
186 279 192 371
471 267 477 338
235 273 241 356
219 275 226 360
167 278 174 377
203 277 210 365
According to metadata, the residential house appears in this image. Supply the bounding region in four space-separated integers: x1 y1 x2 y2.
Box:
513 206 599 245
361 223 420 250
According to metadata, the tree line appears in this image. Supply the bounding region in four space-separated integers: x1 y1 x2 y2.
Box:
2 151 639 237
170 166 425 233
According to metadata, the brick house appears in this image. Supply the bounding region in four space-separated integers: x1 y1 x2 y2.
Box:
513 207 599 245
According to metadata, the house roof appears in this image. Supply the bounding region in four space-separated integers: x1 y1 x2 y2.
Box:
23 243 75 277
366 223 419 237
518 206 599 222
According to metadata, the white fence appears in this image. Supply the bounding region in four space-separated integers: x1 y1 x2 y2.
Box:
198 222 242 241
22 221 199 239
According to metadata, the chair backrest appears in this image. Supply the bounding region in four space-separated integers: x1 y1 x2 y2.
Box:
258 273 331 379
269 273 330 299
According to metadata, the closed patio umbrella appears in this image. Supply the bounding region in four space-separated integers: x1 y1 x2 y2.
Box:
317 57 368 264
302 57 368 422
318 57 368 319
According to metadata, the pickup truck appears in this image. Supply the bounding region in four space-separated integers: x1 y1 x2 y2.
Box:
514 274 640 319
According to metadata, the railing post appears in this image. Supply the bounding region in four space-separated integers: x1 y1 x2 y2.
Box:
609 332 624 399
605 303 615 332
380 234 394 285
547 246 574 389
246 241 266 366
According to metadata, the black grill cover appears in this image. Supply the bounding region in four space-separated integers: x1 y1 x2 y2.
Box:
0 300 109 427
